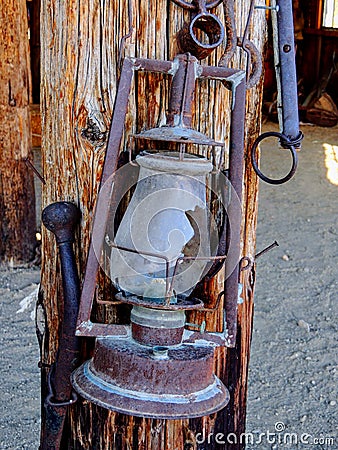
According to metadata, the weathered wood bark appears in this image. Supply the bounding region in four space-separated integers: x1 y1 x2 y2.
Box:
40 1 266 448
0 0 36 262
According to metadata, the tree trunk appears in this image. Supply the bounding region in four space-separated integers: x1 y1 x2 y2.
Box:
0 0 36 262
40 1 266 448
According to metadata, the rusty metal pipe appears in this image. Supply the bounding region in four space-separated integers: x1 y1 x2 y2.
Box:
166 53 198 128
41 201 81 450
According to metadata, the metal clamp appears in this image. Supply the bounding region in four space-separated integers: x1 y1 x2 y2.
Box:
45 391 78 408
45 365 78 407
251 131 298 184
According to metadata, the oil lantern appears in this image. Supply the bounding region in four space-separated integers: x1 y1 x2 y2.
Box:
72 53 247 419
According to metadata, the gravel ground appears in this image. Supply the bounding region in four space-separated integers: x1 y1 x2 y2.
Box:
0 267 40 449
0 122 337 449
246 122 338 449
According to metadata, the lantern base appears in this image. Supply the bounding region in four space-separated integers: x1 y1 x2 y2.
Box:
71 338 229 419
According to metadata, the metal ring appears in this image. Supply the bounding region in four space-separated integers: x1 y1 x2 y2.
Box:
189 12 225 50
171 0 223 11
251 131 298 185
177 12 225 59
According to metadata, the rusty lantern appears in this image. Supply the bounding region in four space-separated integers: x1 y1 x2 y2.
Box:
72 54 247 419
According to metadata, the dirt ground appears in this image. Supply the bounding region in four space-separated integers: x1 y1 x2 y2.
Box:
0 122 337 449
245 122 338 449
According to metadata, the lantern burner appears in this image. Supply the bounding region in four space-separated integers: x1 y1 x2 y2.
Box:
72 339 229 419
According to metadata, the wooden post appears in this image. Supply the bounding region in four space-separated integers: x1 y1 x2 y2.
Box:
40 1 266 448
0 0 36 262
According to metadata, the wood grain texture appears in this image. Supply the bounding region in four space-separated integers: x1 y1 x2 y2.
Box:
0 0 36 262
40 1 266 448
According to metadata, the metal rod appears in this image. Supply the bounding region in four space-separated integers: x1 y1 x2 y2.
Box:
24 157 46 184
255 240 279 260
272 0 300 142
254 5 279 11
224 75 247 347
166 54 197 128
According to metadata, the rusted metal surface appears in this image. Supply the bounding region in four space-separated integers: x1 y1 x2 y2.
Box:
133 54 223 146
133 126 223 145
166 53 197 127
223 75 246 346
24 156 46 184
177 14 225 60
255 240 279 260
76 57 135 334
41 202 81 450
172 1 226 60
218 0 262 90
171 0 223 10
237 37 263 89
175 0 225 59
72 338 229 419
130 306 185 346
131 323 184 346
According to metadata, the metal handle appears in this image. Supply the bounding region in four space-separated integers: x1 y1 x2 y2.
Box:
42 202 82 400
40 202 81 450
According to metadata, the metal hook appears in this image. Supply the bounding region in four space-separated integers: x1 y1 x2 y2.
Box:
218 0 237 67
118 0 134 70
236 0 263 88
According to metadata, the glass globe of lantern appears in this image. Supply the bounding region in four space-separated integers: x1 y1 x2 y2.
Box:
109 150 216 303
